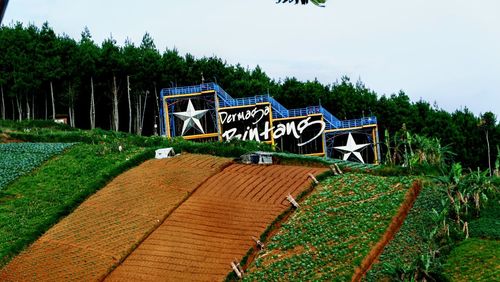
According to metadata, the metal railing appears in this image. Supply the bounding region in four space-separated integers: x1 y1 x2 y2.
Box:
338 116 377 129
160 83 377 130
162 83 220 95
264 95 289 118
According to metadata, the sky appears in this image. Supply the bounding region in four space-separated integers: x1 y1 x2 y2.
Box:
3 0 500 117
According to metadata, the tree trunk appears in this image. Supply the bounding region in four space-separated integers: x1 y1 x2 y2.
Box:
135 94 140 135
16 95 22 121
11 97 15 120
68 105 72 127
90 77 95 129
26 94 31 120
139 90 148 136
50 81 55 120
113 75 119 131
69 104 74 127
68 84 72 127
153 83 159 136
72 106 75 127
127 75 132 133
1 85 5 120
68 84 76 128
486 130 492 177
45 92 48 120
31 93 35 120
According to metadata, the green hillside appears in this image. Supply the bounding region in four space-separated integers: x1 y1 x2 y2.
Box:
0 121 498 280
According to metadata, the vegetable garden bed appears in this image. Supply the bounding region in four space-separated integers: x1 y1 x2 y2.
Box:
364 185 443 281
0 143 73 190
244 173 415 281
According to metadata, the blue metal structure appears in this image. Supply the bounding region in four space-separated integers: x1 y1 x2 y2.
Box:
160 83 377 128
160 83 381 163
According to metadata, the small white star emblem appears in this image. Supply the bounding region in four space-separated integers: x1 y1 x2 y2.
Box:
334 133 370 163
174 99 208 136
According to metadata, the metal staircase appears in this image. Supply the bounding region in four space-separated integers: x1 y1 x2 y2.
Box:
161 83 377 130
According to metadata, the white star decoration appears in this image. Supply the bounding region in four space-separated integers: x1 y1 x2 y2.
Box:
174 99 208 136
334 133 370 163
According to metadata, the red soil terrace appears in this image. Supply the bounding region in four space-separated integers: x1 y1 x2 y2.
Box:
0 154 232 281
105 164 327 281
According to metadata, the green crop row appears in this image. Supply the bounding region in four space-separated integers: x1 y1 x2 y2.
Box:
0 143 73 190
364 184 443 281
243 173 414 281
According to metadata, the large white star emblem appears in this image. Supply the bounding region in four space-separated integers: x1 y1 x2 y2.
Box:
173 99 208 136
334 133 370 163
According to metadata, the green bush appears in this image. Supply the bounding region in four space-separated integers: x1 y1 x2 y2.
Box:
273 152 378 171
468 200 500 240
168 137 273 158
7 126 273 159
0 119 76 131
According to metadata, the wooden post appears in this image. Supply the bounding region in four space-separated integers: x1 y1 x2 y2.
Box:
286 194 300 208
329 165 338 175
230 261 243 279
252 236 265 250
334 163 343 174
308 173 318 184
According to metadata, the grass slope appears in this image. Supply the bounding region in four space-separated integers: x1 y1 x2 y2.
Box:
442 199 500 282
468 199 500 240
244 173 414 281
442 238 500 282
0 143 152 267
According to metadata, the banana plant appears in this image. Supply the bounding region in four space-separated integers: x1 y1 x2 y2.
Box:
435 163 497 239
311 0 327 7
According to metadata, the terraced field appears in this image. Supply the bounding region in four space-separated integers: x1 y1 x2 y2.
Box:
106 164 327 281
0 154 232 281
4 150 414 281
243 173 419 281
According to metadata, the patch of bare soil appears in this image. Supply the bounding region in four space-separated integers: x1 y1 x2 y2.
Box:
0 133 23 143
0 154 232 281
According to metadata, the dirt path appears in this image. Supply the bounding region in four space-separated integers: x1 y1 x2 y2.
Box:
0 154 232 281
106 164 327 281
